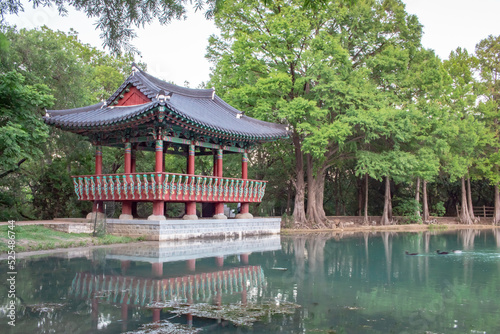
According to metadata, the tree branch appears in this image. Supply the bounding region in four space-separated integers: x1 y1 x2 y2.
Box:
0 158 28 179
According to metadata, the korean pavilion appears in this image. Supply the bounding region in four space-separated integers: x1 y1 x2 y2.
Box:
43 65 288 222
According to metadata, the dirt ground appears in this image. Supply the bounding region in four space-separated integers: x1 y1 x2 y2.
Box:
282 216 499 233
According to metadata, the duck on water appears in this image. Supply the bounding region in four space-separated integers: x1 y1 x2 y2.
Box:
405 251 418 256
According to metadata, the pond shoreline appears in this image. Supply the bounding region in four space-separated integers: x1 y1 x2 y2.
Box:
282 223 500 234
3 219 499 258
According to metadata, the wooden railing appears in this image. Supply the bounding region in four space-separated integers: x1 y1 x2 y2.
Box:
457 205 495 218
71 172 267 203
70 266 265 305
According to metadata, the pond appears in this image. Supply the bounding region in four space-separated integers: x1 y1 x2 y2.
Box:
1 229 500 333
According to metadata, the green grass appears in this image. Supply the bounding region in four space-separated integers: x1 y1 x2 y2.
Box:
428 224 448 231
0 225 142 253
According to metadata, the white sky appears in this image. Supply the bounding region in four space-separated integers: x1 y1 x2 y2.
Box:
5 0 500 88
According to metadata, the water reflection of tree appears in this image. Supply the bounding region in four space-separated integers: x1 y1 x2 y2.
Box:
459 229 481 250
493 228 500 248
278 231 500 333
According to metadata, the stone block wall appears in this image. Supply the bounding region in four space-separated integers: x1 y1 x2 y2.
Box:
106 218 281 241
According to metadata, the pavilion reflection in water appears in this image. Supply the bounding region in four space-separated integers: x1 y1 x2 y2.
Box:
68 235 280 331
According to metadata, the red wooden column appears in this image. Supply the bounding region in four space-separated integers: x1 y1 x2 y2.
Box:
186 259 196 272
121 291 129 332
184 143 198 220
152 262 163 277
91 292 99 330
87 144 104 219
149 137 166 220
152 308 161 323
131 147 138 218
121 260 131 274
236 151 253 219
120 141 133 219
213 148 227 219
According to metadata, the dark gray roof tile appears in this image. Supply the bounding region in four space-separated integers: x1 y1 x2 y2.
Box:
45 67 289 141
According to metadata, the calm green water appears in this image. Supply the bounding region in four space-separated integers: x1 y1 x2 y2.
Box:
1 229 500 333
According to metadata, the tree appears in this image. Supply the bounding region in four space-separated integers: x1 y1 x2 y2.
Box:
208 0 422 227
475 35 500 224
0 0 332 54
0 26 140 219
0 70 54 220
0 71 53 178
443 47 481 224
1 26 137 108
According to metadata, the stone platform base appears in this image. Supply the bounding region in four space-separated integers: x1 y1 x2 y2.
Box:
106 218 281 241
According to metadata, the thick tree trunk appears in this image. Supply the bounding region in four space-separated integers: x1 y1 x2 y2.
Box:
306 154 328 228
292 133 307 226
466 176 475 220
460 177 473 225
363 174 369 225
494 185 500 225
380 176 392 225
415 177 421 218
422 180 429 222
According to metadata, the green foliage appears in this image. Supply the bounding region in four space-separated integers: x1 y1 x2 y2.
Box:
0 26 141 220
474 35 500 187
431 201 446 217
281 213 295 229
0 71 53 175
393 197 422 224
1 26 139 108
32 158 92 219
209 0 425 224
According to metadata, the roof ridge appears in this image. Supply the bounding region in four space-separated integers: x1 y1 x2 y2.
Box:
137 68 214 98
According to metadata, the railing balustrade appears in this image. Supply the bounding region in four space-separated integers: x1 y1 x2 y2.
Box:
71 172 267 203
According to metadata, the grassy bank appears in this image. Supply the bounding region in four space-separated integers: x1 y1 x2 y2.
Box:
0 225 143 253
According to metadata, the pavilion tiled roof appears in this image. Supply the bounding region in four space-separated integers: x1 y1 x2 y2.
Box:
44 66 289 142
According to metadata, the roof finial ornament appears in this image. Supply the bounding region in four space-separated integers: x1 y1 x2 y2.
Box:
211 87 215 100
156 90 173 102
157 89 166 102
236 110 246 119
131 63 140 75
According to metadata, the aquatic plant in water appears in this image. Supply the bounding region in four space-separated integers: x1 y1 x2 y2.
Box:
124 320 200 334
169 301 300 327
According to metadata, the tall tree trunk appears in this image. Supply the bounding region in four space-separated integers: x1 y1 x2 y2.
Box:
363 173 369 225
306 154 328 228
388 179 393 220
314 171 327 222
466 176 475 220
286 181 292 215
460 177 473 225
415 177 421 218
292 133 306 226
335 168 340 215
357 176 363 216
422 180 429 222
380 176 392 225
494 185 500 225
